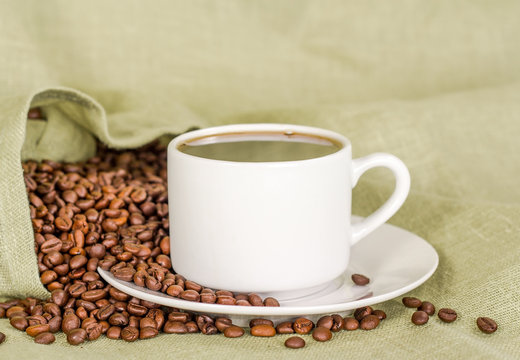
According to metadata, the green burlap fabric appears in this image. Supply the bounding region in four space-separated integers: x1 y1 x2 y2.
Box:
1 1 519 358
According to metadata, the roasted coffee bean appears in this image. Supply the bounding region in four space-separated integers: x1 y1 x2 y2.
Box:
163 321 188 334
200 292 217 303
26 324 51 337
372 310 387 320
263 297 279 307
412 311 429 325
215 317 232 332
438 308 457 323
109 287 130 301
140 326 159 339
312 326 332 342
67 328 87 345
43 303 61 317
402 297 422 308
96 304 115 321
247 293 263 307
330 314 344 332
418 302 435 316
476 317 497 334
34 332 55 344
146 309 165 330
140 317 157 329
0 332 5 344
180 289 200 302
127 303 148 317
121 326 139 342
10 316 29 331
62 314 81 333
113 267 136 282
185 321 199 333
351 273 370 286
6 306 24 318
249 318 274 328
109 313 129 327
48 316 62 333
168 312 190 323
68 283 87 298
343 317 359 331
216 295 236 305
250 324 276 337
106 326 122 340
285 336 306 349
316 315 333 329
360 315 380 330
223 325 245 338
50 289 69 307
27 315 47 326
85 322 103 341
354 306 373 321
276 321 294 334
293 318 314 334
0 308 5 318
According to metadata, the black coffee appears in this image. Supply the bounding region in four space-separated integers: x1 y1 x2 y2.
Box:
178 133 341 162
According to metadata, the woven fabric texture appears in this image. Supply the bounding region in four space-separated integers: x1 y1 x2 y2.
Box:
1 1 519 358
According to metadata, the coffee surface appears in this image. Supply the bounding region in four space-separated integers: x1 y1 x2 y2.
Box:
178 133 341 162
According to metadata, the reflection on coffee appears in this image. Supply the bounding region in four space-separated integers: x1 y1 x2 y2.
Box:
177 132 341 162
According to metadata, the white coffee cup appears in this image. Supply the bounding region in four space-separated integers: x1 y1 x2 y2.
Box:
167 123 410 294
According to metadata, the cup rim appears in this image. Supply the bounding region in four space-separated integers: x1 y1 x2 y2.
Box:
168 123 351 165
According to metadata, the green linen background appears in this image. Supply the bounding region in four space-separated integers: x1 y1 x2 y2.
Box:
1 0 519 358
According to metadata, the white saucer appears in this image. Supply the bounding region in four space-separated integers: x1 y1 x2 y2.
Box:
99 216 438 326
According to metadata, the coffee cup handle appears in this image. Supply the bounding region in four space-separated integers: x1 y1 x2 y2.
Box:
350 153 411 245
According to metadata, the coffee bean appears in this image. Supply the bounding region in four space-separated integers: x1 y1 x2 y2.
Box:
48 316 62 333
81 289 106 302
402 297 422 308
85 322 103 341
0 332 5 344
168 312 190 323
411 311 429 325
351 273 370 285
96 304 115 321
312 326 332 342
185 321 199 333
121 326 139 342
360 314 380 330
476 317 497 334
248 293 264 307
263 297 280 307
26 324 51 337
140 326 159 339
34 332 55 344
215 317 232 332
224 326 245 338
62 314 81 333
438 308 457 323
285 336 305 349
372 310 387 320
343 317 359 331
250 324 276 337
180 290 200 302
354 306 373 321
249 318 274 328
330 314 344 332
127 303 148 317
50 289 69 307
106 326 121 340
293 317 314 334
316 315 333 329
276 321 294 334
67 328 87 345
10 316 29 331
418 302 435 316
163 321 188 334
